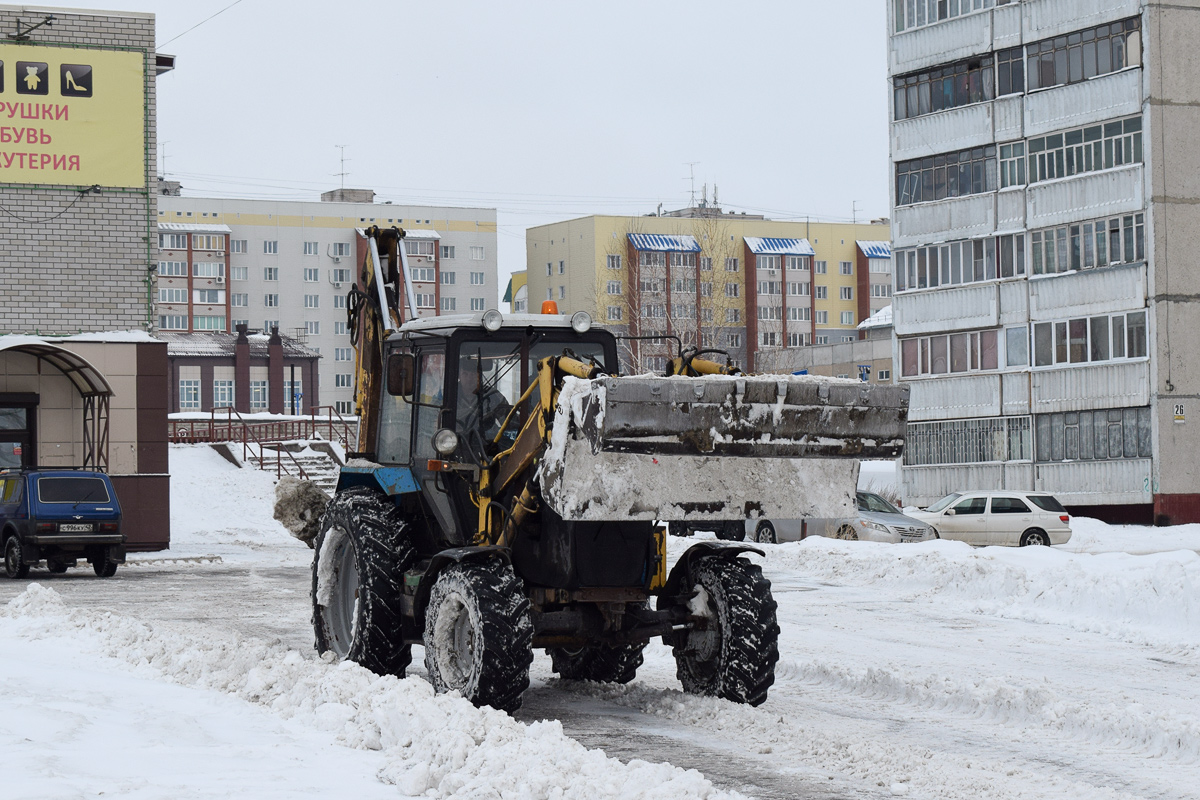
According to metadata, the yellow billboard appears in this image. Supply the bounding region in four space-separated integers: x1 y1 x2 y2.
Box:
0 43 146 189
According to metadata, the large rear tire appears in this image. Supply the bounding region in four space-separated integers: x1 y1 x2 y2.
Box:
424 559 533 712
664 556 779 706
312 487 415 676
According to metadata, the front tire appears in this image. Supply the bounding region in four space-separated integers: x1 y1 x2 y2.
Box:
424 559 534 712
312 487 415 676
4 536 29 579
664 556 779 706
836 524 859 541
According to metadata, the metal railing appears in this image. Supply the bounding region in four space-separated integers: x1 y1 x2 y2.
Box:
168 405 358 451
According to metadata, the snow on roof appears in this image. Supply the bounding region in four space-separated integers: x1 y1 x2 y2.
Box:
157 222 234 233
858 304 893 329
402 229 441 239
58 330 158 343
857 240 892 259
157 331 320 359
744 237 815 256
627 233 701 253
397 311 580 334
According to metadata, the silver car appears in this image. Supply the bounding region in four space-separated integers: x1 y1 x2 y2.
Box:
748 491 938 544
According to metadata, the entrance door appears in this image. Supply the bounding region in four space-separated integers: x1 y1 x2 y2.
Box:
0 393 38 468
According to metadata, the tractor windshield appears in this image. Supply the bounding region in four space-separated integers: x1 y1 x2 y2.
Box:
457 341 522 453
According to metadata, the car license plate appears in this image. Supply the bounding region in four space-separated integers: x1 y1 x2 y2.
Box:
59 523 93 533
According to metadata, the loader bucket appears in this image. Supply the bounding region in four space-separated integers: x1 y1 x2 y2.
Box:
539 374 909 523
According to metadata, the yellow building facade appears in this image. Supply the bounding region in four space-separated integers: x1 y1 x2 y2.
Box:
526 212 891 371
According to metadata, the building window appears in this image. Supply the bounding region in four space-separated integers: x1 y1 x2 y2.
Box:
757 281 781 296
815 286 828 299
231 239 247 254
870 259 891 275
335 321 348 335
699 256 713 271
757 306 782 321
558 286 565 299
306 321 320 335
332 242 350 257
699 282 712 297
788 306 810 321
840 286 853 300
213 380 234 407
892 54 995 122
264 294 279 307
905 416 1033 466
841 311 855 325
1032 310 1147 368
839 261 853 275
250 380 268 411
673 278 697 294
607 305 622 321
179 379 201 410
231 266 248 281
194 289 223 304
557 260 565 274
441 245 455 259
159 233 187 249
605 280 622 295
786 256 808 271
334 400 354 415
332 268 352 284
441 272 456 285
405 240 435 258
263 320 279 332
158 260 186 276
1000 142 1026 188
815 261 827 274
441 297 457 311
727 333 741 348
639 251 665 268
335 373 352 388
1034 406 1151 463
1032 213 1144 274
670 253 696 268
878 370 891 381
470 272 485 285
411 267 435 282
900 329 1001 376
304 294 319 309
894 0 1018 34
815 335 829 344
546 262 552 276
1029 116 1143 184
787 332 809 347
896 145 997 206
194 262 224 279
1027 18 1142 92
159 315 188 330
334 347 353 362
870 284 893 298
470 297 486 311
996 46 1025 96
816 310 829 325
159 287 187 303
304 241 319 256
726 308 740 324
724 257 739 272
895 234 1025 292
302 267 319 282
263 240 278 255
607 254 621 270
760 331 779 347
756 255 781 271
264 267 279 281
470 246 485 260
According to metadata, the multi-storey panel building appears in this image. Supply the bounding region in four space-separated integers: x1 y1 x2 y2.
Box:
889 0 1200 522
526 211 890 372
157 192 498 415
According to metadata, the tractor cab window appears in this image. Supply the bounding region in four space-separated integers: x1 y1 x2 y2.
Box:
456 341 521 455
377 348 417 464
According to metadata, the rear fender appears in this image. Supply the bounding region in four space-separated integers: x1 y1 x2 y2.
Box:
660 540 764 601
412 545 511 628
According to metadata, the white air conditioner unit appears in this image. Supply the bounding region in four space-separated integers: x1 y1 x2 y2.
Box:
332 256 342 263
215 276 225 284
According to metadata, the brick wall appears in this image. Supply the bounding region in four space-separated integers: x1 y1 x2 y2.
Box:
0 7 158 335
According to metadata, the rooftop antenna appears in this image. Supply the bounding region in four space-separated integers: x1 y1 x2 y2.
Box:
684 162 699 207
333 144 350 190
159 141 169 178
713 184 719 208
852 200 860 225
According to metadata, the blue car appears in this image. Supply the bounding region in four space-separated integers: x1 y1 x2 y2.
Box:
1 469 125 578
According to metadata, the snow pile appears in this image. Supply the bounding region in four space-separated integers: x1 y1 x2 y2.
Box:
761 531 1200 653
2 584 740 800
273 475 329 547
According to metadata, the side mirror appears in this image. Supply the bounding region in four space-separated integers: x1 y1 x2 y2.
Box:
945 508 956 516
386 353 415 397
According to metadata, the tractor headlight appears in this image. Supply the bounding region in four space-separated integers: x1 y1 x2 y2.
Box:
481 309 504 333
570 311 592 333
432 428 459 455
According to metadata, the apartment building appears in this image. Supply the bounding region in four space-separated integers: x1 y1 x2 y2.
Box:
525 210 890 372
157 191 498 415
889 0 1200 522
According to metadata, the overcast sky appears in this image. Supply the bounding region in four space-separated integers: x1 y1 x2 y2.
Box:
64 0 890 294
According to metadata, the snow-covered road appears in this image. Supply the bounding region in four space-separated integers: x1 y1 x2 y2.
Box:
3 445 1199 799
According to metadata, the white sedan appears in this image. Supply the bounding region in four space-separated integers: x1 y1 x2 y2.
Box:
905 490 1072 547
